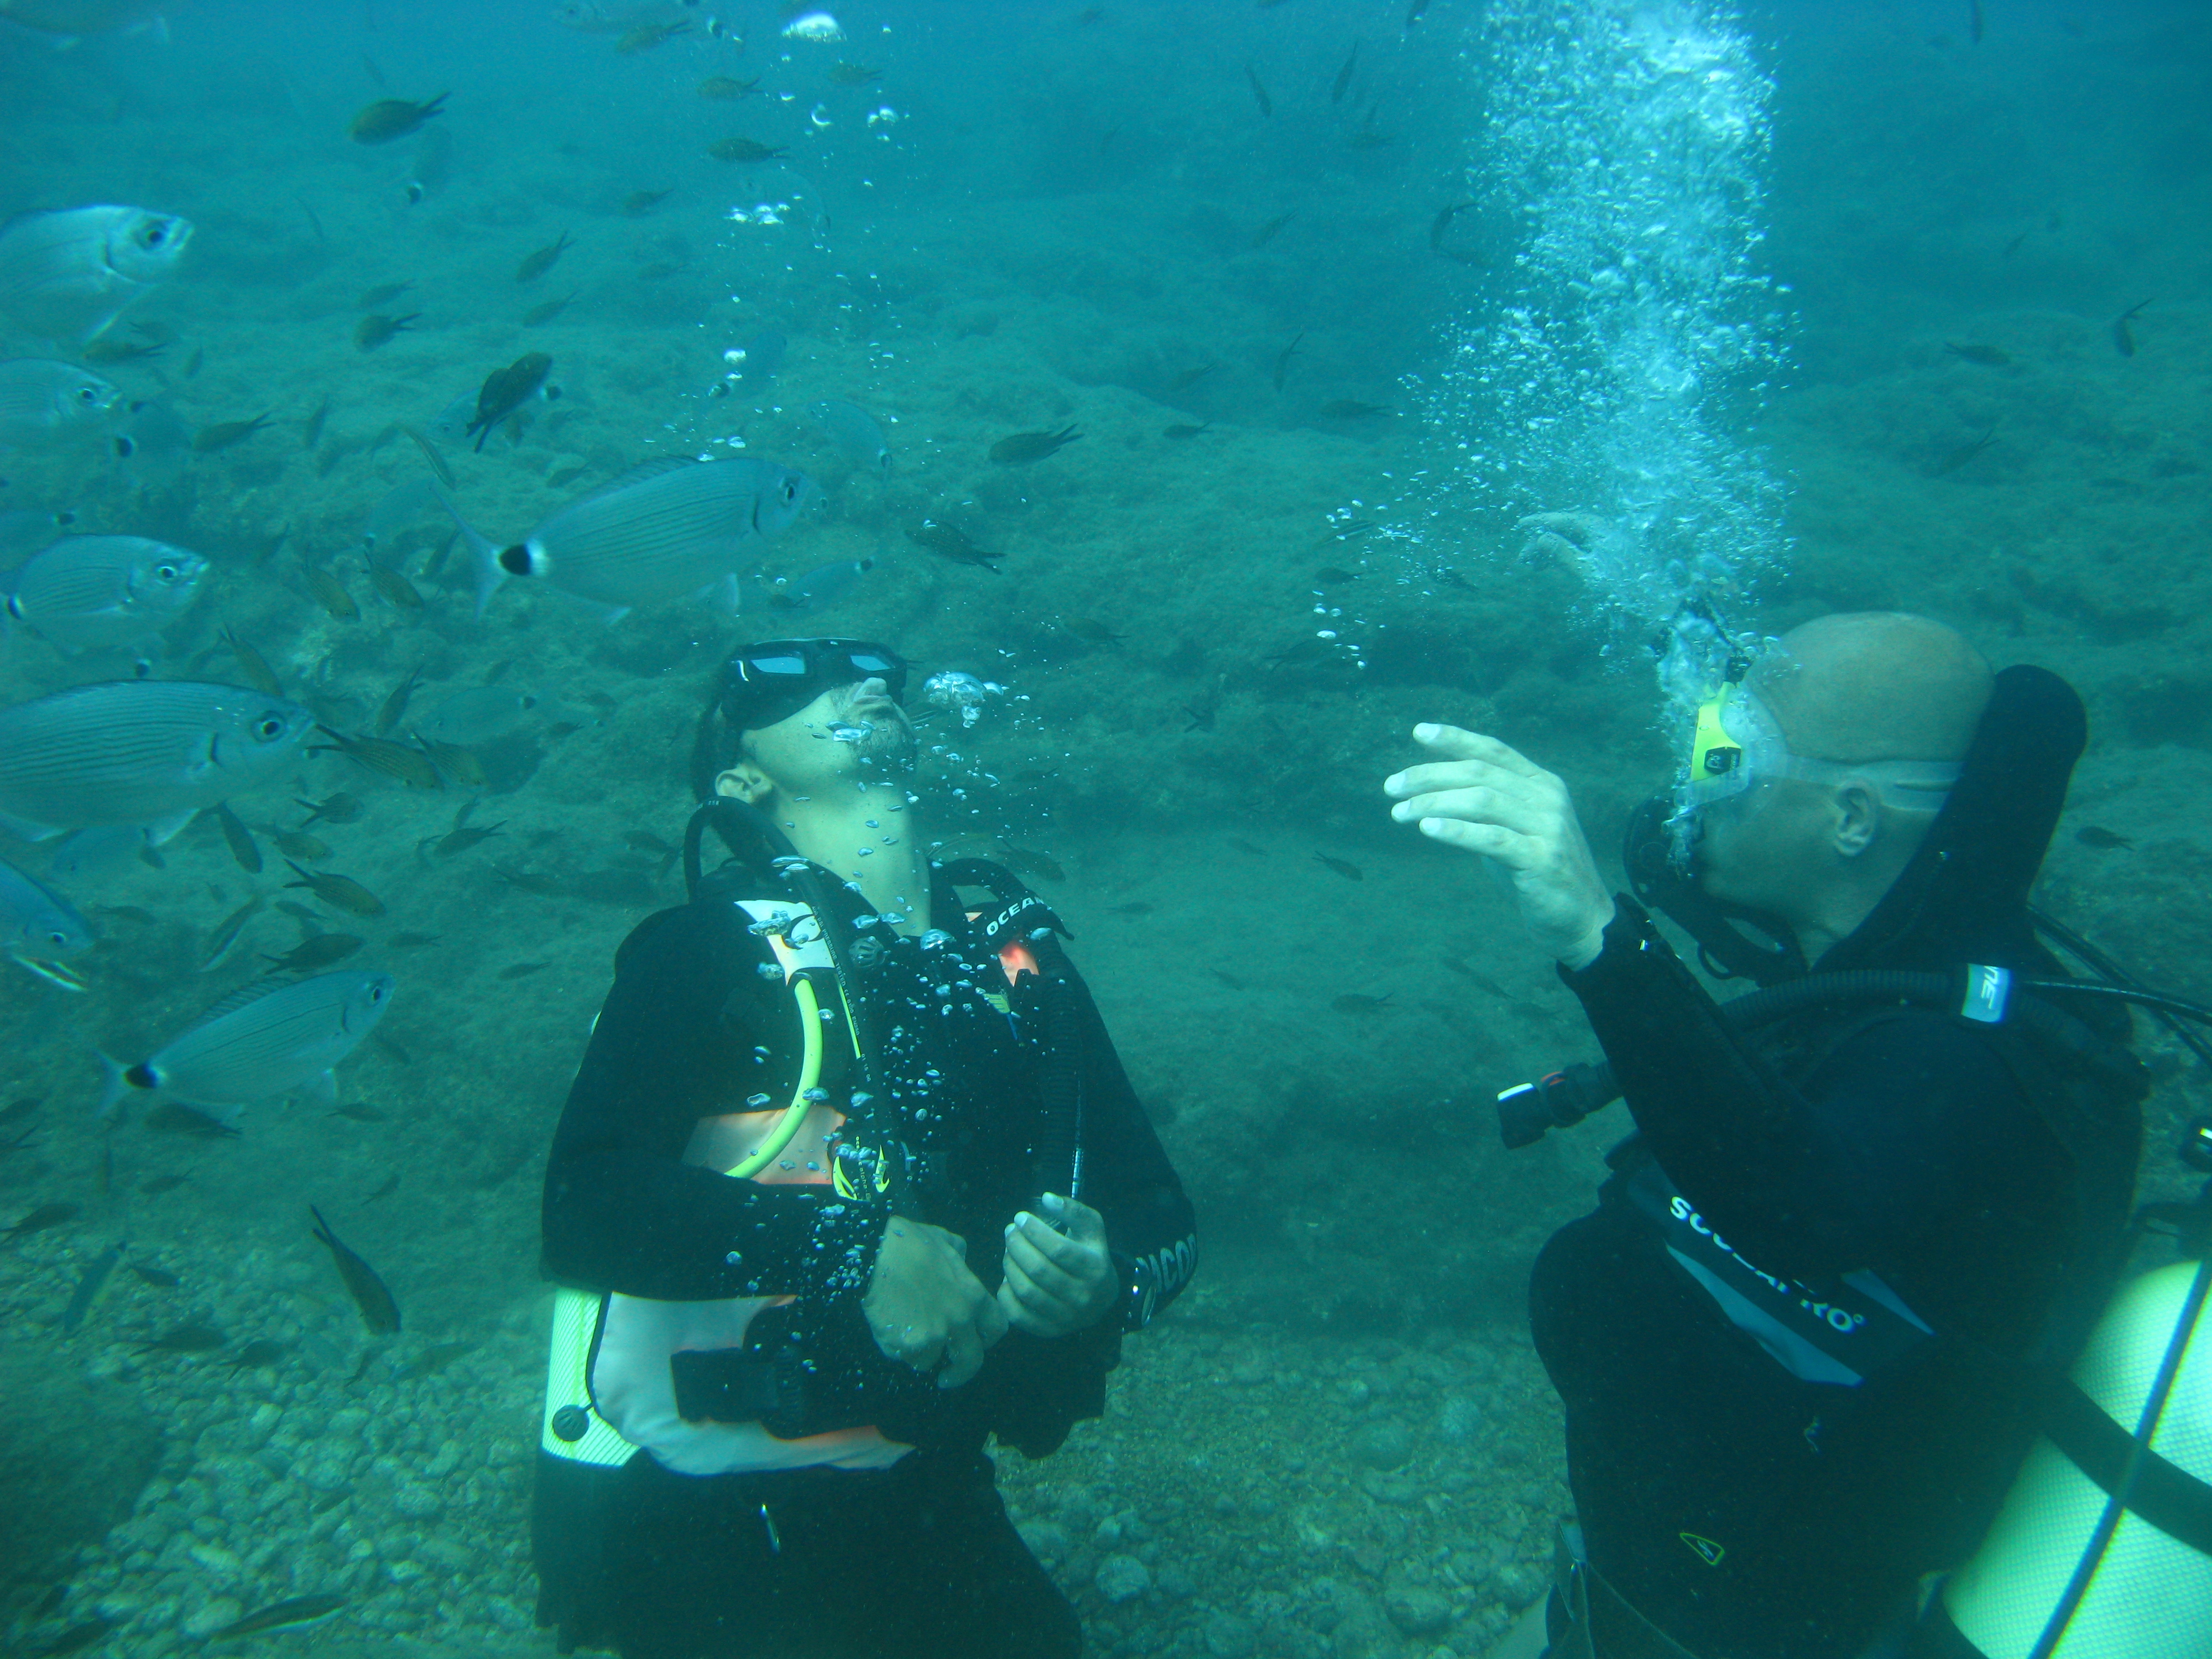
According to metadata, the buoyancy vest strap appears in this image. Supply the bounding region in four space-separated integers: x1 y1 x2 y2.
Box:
2043 1375 2212 1556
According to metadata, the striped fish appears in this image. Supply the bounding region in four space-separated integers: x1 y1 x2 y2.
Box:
56 1239 126 1333
0 680 312 843
6 535 205 651
98 968 395 1120
0 855 92 989
0 357 118 446
0 206 193 348
433 456 813 622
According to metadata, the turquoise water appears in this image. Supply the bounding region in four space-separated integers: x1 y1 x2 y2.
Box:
1 2 2206 1654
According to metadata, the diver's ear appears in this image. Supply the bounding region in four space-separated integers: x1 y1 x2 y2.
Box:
1832 781 1880 858
715 764 773 806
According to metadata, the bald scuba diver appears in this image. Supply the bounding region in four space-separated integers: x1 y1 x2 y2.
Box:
532 638 1197 1659
1383 614 2155 1659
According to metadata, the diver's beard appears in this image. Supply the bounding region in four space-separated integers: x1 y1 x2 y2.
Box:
851 719 917 772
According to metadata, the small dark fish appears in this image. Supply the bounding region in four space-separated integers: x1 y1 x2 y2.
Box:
499 960 549 980
296 793 364 826
2111 298 2151 358
5 1200 79 1239
193 413 273 454
1321 399 1387 418
302 397 331 451
1346 103 1389 149
264 934 365 973
0 1096 39 1123
1404 0 1430 18
696 77 758 102
213 802 263 874
467 351 553 452
1332 41 1359 105
1314 566 1359 583
1249 209 1296 249
828 60 881 85
623 831 679 869
996 844 1065 882
82 333 165 364
1272 331 1304 392
333 1102 387 1121
515 231 575 285
372 1030 413 1064
1164 423 1209 441
302 566 358 620
1228 838 1267 857
369 566 425 612
1314 852 1363 881
431 819 507 857
208 1594 347 1639
145 1103 242 1139
1944 342 2012 367
1430 200 1475 253
907 519 1001 569
617 18 691 53
708 136 788 163
1332 990 1395 1014
523 291 578 327
230 1338 287 1371
1969 0 1984 44
1210 967 1246 991
366 1171 400 1201
311 729 444 791
1062 616 1125 645
1166 363 1217 393
1109 901 1154 916
622 190 676 223
1244 64 1272 117
356 312 420 351
224 626 285 696
2074 826 2133 850
990 425 1082 465
138 1178 187 1198
350 92 447 144
494 865 569 898
358 281 411 310
137 1319 226 1353
310 1206 400 1334
388 931 441 948
1933 424 1997 476
375 669 422 738
395 1339 476 1381
284 861 385 918
132 1259 182 1283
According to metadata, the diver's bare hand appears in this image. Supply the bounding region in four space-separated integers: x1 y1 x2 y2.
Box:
1384 723 1615 969
996 1192 1116 1338
864 1218 1006 1389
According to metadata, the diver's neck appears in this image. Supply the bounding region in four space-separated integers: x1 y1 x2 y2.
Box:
777 782 932 935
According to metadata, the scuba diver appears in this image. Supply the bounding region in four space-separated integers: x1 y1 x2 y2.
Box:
1382 612 2197 1659
531 638 1197 1659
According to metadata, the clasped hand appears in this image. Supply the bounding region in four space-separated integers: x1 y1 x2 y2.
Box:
863 1193 1115 1389
1383 723 1616 970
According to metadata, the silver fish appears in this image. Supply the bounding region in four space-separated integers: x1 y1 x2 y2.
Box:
434 456 814 621
0 680 313 844
771 556 874 614
0 358 119 446
99 968 397 1120
0 855 92 990
0 1 170 41
0 206 192 348
6 535 206 651
806 399 892 478
415 686 537 747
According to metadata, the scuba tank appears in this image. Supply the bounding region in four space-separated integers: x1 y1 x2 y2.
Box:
1932 1120 2212 1659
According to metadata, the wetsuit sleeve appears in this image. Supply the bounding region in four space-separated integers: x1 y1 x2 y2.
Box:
1062 956 1198 1323
540 902 882 1305
1558 900 2060 1299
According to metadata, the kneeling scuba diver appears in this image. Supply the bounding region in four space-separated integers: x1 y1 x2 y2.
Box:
1479 641 2212 1659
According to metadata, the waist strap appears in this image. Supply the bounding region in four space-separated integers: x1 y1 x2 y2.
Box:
1551 1524 1705 1659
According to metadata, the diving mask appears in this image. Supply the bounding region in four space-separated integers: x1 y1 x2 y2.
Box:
1681 680 1963 816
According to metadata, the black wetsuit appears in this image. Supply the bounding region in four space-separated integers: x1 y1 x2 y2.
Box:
1528 667 2145 1659
535 858 1196 1659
